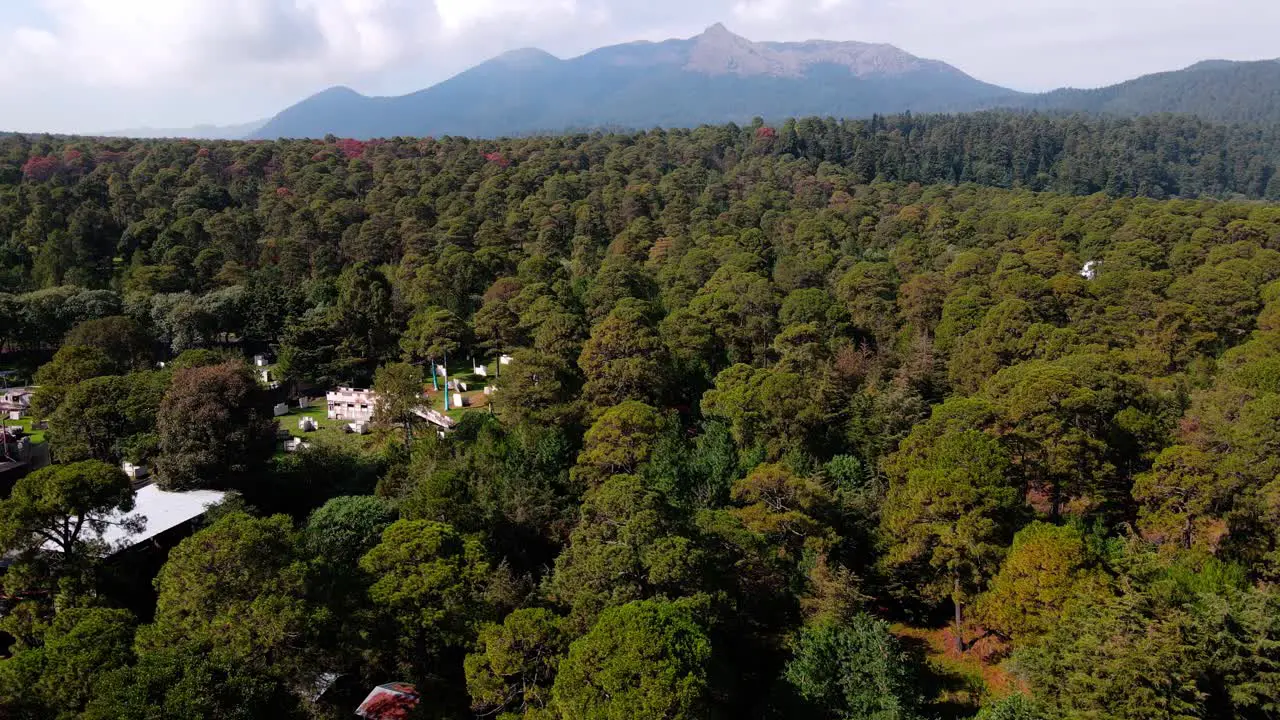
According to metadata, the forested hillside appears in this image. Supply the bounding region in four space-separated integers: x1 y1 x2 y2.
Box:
4 112 1280 296
4 112 1280 719
1025 59 1280 125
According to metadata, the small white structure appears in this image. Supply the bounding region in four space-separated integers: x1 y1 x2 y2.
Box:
346 421 370 435
327 387 377 422
273 403 290 417
253 354 270 367
435 364 448 379
121 462 148 481
451 393 466 409
1080 260 1099 281
298 417 319 432
411 406 457 431
474 364 488 377
447 379 468 392
284 436 312 453
484 385 495 396
298 397 310 409
499 354 513 366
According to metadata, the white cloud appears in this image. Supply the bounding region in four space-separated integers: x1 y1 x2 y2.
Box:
8 0 439 88
0 0 1278 133
436 0 579 34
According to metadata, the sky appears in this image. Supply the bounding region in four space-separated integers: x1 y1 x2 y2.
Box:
1 0 1277 134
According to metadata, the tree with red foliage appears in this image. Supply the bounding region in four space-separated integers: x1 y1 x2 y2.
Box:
336 138 368 159
22 154 61 181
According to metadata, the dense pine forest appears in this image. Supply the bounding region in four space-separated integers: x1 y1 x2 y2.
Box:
3 111 1280 719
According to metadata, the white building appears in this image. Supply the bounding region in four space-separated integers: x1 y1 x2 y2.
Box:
0 387 34 420
327 387 378 422
121 462 148 481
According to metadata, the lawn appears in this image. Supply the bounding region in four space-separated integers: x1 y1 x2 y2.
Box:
274 360 501 454
422 360 496 420
276 401 369 452
11 416 46 446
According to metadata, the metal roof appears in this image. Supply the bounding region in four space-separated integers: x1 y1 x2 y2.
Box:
41 483 226 554
105 484 227 549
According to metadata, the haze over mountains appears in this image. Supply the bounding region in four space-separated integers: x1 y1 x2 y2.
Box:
98 120 266 141
120 24 1280 140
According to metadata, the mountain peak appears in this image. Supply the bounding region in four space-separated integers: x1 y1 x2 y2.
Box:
684 25 933 79
317 85 365 99
494 47 560 66
688 23 792 77
701 22 736 38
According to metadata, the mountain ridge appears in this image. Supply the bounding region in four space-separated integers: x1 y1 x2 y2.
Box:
253 24 1014 139
238 24 1280 140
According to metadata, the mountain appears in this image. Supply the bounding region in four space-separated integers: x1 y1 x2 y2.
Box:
1021 58 1280 125
98 119 266 140
253 24 1018 139
252 24 1280 141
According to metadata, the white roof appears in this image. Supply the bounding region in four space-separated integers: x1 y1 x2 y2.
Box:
44 484 226 554
110 484 226 548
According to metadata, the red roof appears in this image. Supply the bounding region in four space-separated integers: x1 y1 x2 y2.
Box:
355 683 420 719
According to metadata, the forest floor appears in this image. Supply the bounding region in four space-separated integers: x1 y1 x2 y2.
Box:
893 624 1018 718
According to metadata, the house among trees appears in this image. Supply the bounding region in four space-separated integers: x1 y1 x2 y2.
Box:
76 482 227 557
0 387 34 421
327 387 377 422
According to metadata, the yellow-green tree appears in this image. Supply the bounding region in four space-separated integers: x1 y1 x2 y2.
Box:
881 429 1021 651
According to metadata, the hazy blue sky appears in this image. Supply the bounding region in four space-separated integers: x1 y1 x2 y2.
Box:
1 0 1277 133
